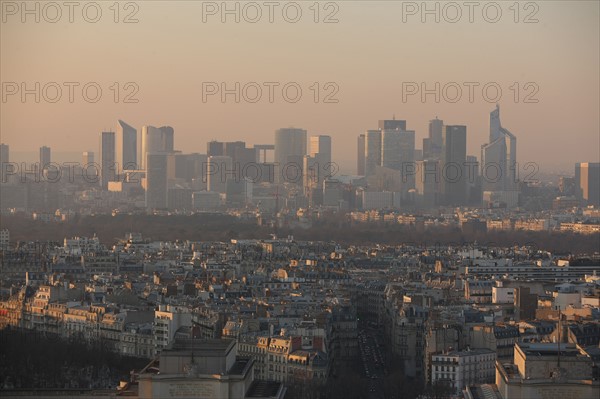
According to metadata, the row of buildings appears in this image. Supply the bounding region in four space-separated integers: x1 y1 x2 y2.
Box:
0 232 598 397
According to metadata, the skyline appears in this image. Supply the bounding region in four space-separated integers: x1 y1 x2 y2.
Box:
0 104 597 176
1 1 599 172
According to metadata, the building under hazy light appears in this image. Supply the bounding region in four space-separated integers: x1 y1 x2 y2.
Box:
141 126 175 169
116 120 138 171
576 162 600 206
442 125 467 205
481 105 518 205
146 153 169 209
274 128 307 184
100 132 116 189
39 146 51 170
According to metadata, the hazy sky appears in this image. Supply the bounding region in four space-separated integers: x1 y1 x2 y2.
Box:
1 0 598 173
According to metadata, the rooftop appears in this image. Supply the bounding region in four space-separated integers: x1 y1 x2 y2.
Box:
165 338 235 356
518 342 582 358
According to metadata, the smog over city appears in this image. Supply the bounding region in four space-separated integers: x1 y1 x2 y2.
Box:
0 2 599 399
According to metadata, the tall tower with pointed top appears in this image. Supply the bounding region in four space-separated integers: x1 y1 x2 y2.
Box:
481 105 518 202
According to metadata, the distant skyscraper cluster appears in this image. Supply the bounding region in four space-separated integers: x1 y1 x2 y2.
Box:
1 106 598 214
91 120 336 211
357 108 521 208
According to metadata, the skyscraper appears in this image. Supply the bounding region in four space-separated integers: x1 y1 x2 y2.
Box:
576 162 600 206
441 125 467 205
424 117 443 160
82 151 96 180
309 135 332 165
162 126 174 152
206 155 233 194
378 119 406 131
39 146 51 170
364 130 382 177
481 105 517 192
415 159 440 208
301 135 332 198
174 153 207 183
381 129 415 171
466 155 481 205
116 120 137 171
274 128 307 184
141 125 175 169
224 141 246 160
82 151 94 165
357 134 366 175
207 141 224 157
100 132 116 189
146 153 168 209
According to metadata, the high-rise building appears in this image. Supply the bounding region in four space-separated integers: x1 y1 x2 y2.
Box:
224 141 246 160
207 141 224 157
466 155 481 205
39 146 51 170
357 134 366 176
100 132 116 189
364 130 382 177
82 151 94 166
576 162 600 206
481 105 517 192
81 151 97 181
309 135 332 165
116 120 137 171
274 128 307 184
174 153 207 184
162 126 174 152
146 153 168 210
0 143 9 165
305 135 332 192
415 159 440 208
378 118 406 131
206 155 233 194
422 138 431 160
381 129 415 172
141 126 174 169
423 117 443 159
380 128 416 194
441 125 467 205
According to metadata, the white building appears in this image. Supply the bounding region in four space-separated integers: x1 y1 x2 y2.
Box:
154 305 192 355
492 285 515 304
63 236 101 255
431 348 496 395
